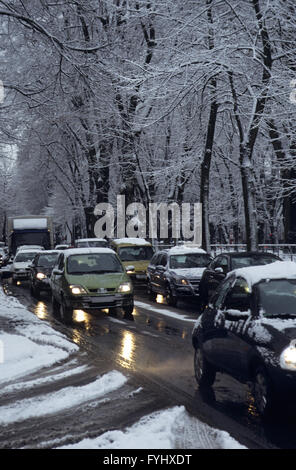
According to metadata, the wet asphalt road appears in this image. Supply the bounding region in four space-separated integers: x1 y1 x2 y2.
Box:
4 281 296 449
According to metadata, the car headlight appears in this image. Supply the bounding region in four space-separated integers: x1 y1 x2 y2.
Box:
36 272 47 280
280 340 296 370
172 276 189 286
69 285 87 295
117 282 132 293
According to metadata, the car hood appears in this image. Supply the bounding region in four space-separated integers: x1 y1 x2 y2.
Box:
171 267 206 279
262 318 296 340
13 262 31 269
121 260 150 272
65 272 128 290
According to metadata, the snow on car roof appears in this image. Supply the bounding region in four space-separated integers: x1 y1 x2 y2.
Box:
111 238 151 245
64 248 115 257
168 245 207 255
229 261 296 287
75 238 107 242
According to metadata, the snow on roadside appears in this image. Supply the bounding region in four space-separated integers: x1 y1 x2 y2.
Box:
0 290 78 383
0 370 127 425
59 406 246 450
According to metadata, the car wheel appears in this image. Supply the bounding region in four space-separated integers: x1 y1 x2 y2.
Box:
30 283 40 298
194 345 216 387
166 285 177 307
51 294 60 316
123 304 134 318
252 366 274 417
147 281 156 301
60 298 73 324
108 307 118 316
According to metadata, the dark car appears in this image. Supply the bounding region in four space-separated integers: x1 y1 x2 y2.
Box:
29 250 61 297
199 251 281 307
192 260 296 417
147 246 212 306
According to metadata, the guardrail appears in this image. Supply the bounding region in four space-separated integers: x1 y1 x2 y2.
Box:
153 242 296 261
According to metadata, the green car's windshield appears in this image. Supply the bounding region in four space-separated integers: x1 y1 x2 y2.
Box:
257 279 296 317
118 246 154 262
67 253 123 274
169 253 211 269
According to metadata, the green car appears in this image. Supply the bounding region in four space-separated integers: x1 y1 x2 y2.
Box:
50 248 134 323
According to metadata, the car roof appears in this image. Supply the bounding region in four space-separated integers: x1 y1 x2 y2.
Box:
75 238 107 242
36 250 61 254
167 246 207 255
15 249 42 254
214 251 279 258
62 247 116 257
111 238 151 246
228 261 296 288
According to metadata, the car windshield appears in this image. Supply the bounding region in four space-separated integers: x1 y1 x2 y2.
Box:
37 253 60 267
67 253 123 274
257 279 296 317
169 253 211 269
118 246 154 261
15 252 37 262
231 255 278 270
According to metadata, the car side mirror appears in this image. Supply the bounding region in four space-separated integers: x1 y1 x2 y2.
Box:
156 265 166 272
125 265 135 273
224 309 250 321
52 268 63 275
214 267 225 274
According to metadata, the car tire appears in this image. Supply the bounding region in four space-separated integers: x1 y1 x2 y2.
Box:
123 304 134 316
51 294 60 316
252 366 275 418
60 298 73 324
166 285 177 307
30 283 40 298
109 307 118 316
194 345 216 387
147 281 156 301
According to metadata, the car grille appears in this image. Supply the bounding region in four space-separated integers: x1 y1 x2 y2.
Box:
189 278 200 291
88 288 116 293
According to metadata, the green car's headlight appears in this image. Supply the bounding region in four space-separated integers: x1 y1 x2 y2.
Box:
69 285 87 295
117 282 132 293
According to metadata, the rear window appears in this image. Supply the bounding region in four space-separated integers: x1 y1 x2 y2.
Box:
15 252 37 262
37 253 60 267
231 255 278 270
67 253 123 274
118 246 154 261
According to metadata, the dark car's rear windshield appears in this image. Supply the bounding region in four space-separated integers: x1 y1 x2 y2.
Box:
169 253 211 269
257 279 296 317
67 253 123 274
37 253 60 267
232 255 278 270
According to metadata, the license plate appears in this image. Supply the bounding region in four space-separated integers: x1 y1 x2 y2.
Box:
88 295 115 303
136 274 146 279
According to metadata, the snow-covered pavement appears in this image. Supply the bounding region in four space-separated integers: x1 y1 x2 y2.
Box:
0 287 246 449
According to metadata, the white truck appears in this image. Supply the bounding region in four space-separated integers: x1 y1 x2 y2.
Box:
7 216 54 256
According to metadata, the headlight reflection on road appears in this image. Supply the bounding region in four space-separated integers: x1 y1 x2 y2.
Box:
119 331 136 370
34 301 48 320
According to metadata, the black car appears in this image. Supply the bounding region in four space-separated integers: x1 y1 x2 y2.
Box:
28 250 61 297
199 251 281 307
192 260 296 417
147 247 212 306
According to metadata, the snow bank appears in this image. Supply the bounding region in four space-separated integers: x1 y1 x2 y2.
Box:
0 370 127 425
0 290 78 382
60 406 246 449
